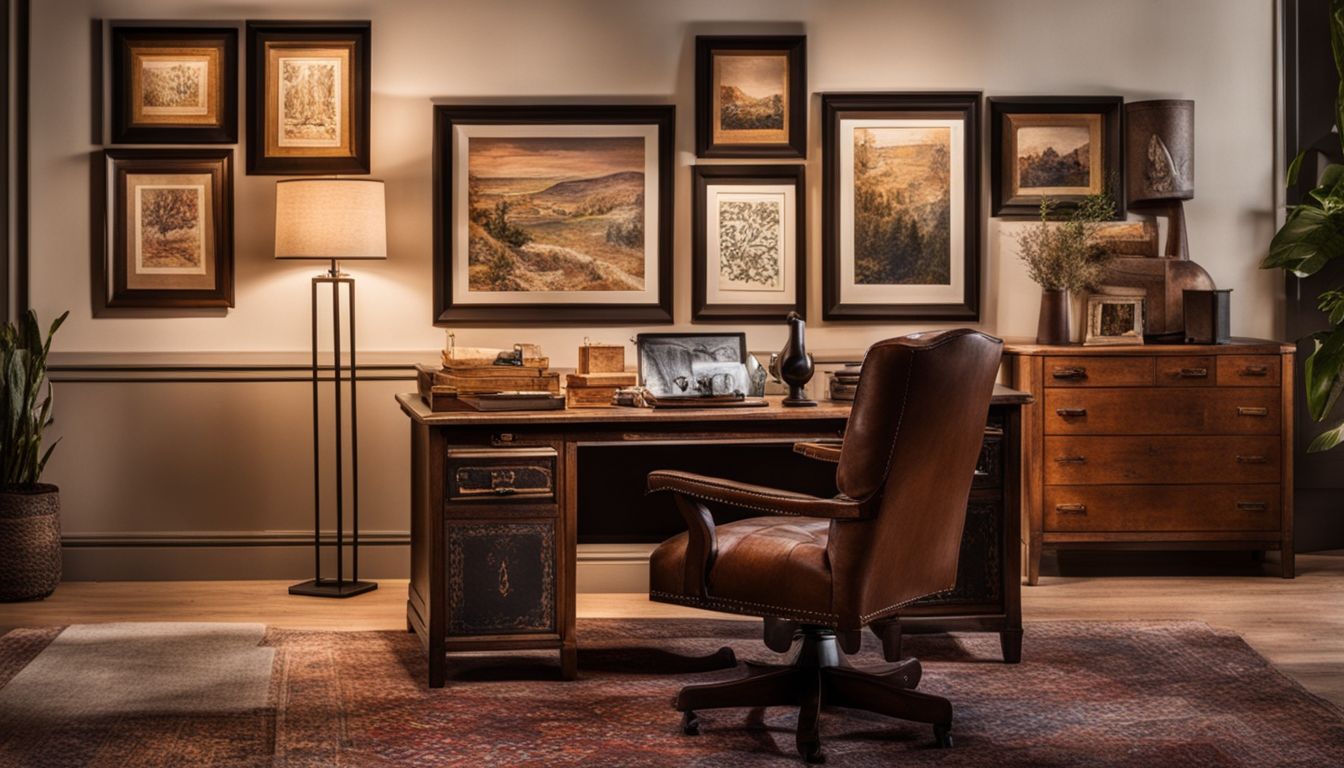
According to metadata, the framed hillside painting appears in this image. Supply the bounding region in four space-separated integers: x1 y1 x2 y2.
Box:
691 164 805 322
695 36 806 158
990 96 1124 218
821 92 980 321
432 105 674 325
110 25 238 144
246 21 370 175
99 149 234 309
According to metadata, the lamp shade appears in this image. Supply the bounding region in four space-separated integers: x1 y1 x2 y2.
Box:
274 179 387 260
1125 100 1194 206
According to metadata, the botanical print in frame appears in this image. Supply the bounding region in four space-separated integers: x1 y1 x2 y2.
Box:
692 165 805 321
696 36 806 158
101 149 234 310
990 97 1123 219
110 26 237 144
822 92 980 321
433 105 674 325
246 22 370 174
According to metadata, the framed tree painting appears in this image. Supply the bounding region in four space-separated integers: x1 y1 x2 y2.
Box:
692 164 805 321
821 92 980 321
246 21 370 175
99 149 234 309
432 104 674 325
695 36 806 158
990 96 1124 218
110 25 238 144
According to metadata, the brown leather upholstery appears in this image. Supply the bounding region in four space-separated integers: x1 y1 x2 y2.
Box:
648 329 1003 632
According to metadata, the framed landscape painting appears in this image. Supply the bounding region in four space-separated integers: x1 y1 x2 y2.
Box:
695 36 806 158
821 92 980 321
990 96 1123 218
433 105 674 325
246 21 370 174
110 25 238 144
692 164 805 322
100 149 234 309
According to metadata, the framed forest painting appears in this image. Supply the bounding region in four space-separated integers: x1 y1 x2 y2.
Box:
990 96 1123 218
246 21 370 174
99 149 234 309
433 104 674 325
692 164 805 321
821 92 980 321
695 36 806 158
110 25 238 144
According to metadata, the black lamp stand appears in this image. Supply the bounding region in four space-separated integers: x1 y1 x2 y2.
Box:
290 259 377 598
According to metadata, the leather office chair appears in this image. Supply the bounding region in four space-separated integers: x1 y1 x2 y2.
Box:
647 329 1002 762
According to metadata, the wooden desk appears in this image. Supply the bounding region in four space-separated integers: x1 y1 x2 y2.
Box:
397 386 1030 687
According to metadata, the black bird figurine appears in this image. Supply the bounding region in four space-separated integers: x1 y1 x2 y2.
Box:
770 311 816 407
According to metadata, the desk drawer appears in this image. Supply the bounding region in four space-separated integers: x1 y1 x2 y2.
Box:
1043 435 1280 485
972 427 1004 490
1217 355 1282 387
1045 357 1153 387
446 448 556 503
1043 485 1280 532
446 520 556 635
1044 388 1280 435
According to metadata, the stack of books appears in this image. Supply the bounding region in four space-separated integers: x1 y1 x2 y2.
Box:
564 343 631 408
417 344 560 412
828 363 863 402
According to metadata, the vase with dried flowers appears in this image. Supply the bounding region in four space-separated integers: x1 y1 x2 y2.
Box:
1017 193 1117 344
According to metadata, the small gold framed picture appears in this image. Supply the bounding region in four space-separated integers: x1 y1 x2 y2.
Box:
110 25 237 144
1085 294 1146 346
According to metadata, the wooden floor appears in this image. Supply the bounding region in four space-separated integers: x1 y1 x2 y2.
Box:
2 551 1342 709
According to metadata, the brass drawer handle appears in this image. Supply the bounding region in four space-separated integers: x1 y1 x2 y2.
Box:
1236 501 1269 512
1055 408 1088 418
1179 367 1209 378
1054 455 1087 464
973 469 990 477
1052 367 1088 380
1236 407 1269 417
1235 455 1268 464
1240 366 1270 377
1055 504 1088 515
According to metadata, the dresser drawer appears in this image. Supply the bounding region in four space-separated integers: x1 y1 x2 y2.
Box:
1044 356 1153 387
1217 355 1282 387
1044 435 1280 485
1155 356 1216 386
446 520 556 636
445 448 556 504
1043 485 1281 532
1044 388 1280 435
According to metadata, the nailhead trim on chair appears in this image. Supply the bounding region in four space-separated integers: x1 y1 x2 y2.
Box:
649 475 858 518
650 589 840 625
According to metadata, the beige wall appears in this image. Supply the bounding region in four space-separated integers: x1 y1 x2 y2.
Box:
28 0 1280 581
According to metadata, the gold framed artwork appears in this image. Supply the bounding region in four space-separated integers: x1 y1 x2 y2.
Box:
990 97 1124 219
695 36 806 158
246 21 370 174
100 149 234 309
110 25 237 144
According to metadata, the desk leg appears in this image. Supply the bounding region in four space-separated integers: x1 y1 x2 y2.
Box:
560 642 578 680
428 647 446 689
999 629 1023 664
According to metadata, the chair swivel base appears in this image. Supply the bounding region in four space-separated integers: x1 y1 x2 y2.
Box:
674 626 953 763
289 578 378 598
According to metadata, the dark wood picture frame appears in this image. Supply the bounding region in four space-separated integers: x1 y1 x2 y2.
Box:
821 92 980 321
110 24 238 144
432 104 675 326
245 21 370 175
695 35 806 158
990 96 1124 219
99 148 234 309
692 164 805 322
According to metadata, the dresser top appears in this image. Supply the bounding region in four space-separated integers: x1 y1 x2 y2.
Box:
1003 338 1294 356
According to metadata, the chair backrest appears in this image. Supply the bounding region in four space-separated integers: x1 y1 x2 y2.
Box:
828 329 1003 629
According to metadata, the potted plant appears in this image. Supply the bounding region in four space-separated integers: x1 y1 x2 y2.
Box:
1259 0 1344 453
0 309 68 601
1017 193 1117 344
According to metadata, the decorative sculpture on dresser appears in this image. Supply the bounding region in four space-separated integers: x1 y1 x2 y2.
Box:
771 311 816 406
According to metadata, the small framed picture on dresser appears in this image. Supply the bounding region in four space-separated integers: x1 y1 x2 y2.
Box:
109 25 238 144
989 96 1124 218
695 35 806 158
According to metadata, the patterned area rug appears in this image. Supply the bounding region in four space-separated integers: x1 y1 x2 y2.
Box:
0 619 1340 767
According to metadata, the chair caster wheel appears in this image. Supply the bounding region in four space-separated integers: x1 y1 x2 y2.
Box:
934 723 953 748
681 710 700 735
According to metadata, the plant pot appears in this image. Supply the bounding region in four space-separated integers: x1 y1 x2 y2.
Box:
0 484 61 601
1036 289 1071 345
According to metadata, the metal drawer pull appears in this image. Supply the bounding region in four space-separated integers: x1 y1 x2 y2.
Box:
1236 407 1269 417
1235 455 1268 464
973 469 989 477
1179 367 1209 378
1052 367 1088 380
1054 455 1087 464
1240 366 1270 377
1236 501 1269 512
1055 408 1088 417
1055 504 1088 515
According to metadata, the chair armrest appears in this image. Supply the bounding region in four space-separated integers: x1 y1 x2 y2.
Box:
647 470 864 520
793 439 843 464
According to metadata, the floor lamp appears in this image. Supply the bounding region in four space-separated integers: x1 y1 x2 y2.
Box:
274 178 386 598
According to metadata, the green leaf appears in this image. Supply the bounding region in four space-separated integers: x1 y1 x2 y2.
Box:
1308 417 1344 453
1287 150 1307 187
1305 328 1344 421
1263 204 1344 275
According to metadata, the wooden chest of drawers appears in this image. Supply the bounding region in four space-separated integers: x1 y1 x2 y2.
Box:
1005 340 1295 585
